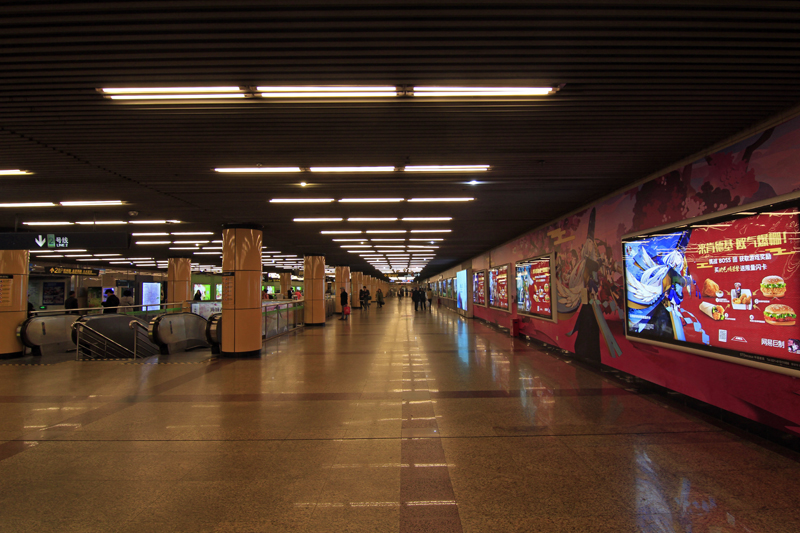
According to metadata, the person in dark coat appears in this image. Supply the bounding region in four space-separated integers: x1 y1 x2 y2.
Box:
101 289 120 314
412 288 420 311
339 287 349 320
65 291 79 314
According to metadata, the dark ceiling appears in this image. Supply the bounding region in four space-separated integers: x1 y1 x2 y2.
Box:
3 2 800 280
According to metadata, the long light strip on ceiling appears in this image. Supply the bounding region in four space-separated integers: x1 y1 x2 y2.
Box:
309 166 396 173
257 86 397 98
349 218 397 222
0 202 56 208
402 217 452 221
405 165 489 172
0 169 33 175
339 198 404 203
294 218 343 222
271 198 334 203
366 230 407 234
23 221 73 226
413 86 553 97
410 229 451 233
321 230 362 234
215 167 301 173
60 200 123 206
408 198 473 202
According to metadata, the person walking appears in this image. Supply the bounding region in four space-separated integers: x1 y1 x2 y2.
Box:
376 288 384 308
361 285 370 310
412 287 420 311
426 286 433 311
339 287 349 321
120 289 135 311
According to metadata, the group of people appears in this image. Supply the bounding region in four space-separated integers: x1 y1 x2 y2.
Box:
338 285 385 321
397 286 433 310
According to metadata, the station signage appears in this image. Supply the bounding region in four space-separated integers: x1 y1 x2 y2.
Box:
47 266 100 276
0 232 130 250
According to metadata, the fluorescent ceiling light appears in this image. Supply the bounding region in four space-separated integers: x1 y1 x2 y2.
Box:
132 232 169 236
30 250 54 253
0 202 56 208
366 230 407 234
93 254 121 257
376 245 405 248
408 245 439 248
107 94 245 100
23 221 73 226
214 167 302 173
109 261 132 265
76 258 102 262
332 239 366 242
408 198 473 202
270 198 334 203
64 254 91 258
349 218 397 222
194 252 222 255
410 229 451 233
370 239 405 242
102 87 241 94
0 169 33 175
169 247 200 250
76 221 127 225
340 245 372 248
339 198 404 203
409 238 443 241
413 87 552 96
202 246 223 250
171 232 214 236
294 218 343 222
173 240 210 244
309 167 395 173
129 220 169 224
404 165 489 172
60 200 123 206
321 230 362 234
402 217 452 221
135 241 171 245
257 86 397 98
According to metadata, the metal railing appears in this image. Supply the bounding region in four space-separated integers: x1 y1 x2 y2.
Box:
129 320 160 359
262 300 304 339
73 321 135 361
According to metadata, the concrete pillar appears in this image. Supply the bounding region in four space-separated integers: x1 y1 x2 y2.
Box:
351 271 362 308
221 224 263 358
0 250 29 359
303 255 326 325
167 257 191 304
279 273 292 299
335 266 350 313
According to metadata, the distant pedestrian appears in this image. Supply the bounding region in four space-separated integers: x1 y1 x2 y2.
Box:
376 288 384 308
339 287 349 321
193 290 202 301
412 288 420 311
65 291 79 314
426 287 433 310
102 289 120 314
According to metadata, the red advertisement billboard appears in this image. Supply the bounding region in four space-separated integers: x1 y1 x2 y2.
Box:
488 265 509 310
473 270 486 306
624 204 800 371
516 256 552 319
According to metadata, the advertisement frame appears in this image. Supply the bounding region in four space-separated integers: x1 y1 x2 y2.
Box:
622 191 800 379
515 253 558 323
472 269 487 307
488 263 511 312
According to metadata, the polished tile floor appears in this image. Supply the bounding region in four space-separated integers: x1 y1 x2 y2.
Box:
1 299 799 532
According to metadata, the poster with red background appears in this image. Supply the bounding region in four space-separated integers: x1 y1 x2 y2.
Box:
488 265 509 309
473 271 486 305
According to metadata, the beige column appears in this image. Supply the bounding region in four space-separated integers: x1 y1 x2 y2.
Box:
167 257 191 305
279 273 292 299
334 266 350 313
0 250 29 359
303 255 326 325
221 224 263 357
351 271 362 308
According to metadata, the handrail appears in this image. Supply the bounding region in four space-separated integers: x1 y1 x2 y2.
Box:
128 320 156 360
73 321 135 360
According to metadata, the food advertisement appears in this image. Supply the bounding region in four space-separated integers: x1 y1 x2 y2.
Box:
624 207 800 371
515 256 553 320
473 270 486 306
488 265 509 310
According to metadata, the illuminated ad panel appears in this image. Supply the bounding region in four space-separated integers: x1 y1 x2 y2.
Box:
623 204 800 372
515 255 554 321
488 265 509 310
456 269 468 311
473 270 486 306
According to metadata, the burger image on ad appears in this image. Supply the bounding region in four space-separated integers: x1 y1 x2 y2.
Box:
764 303 796 326
761 275 787 298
